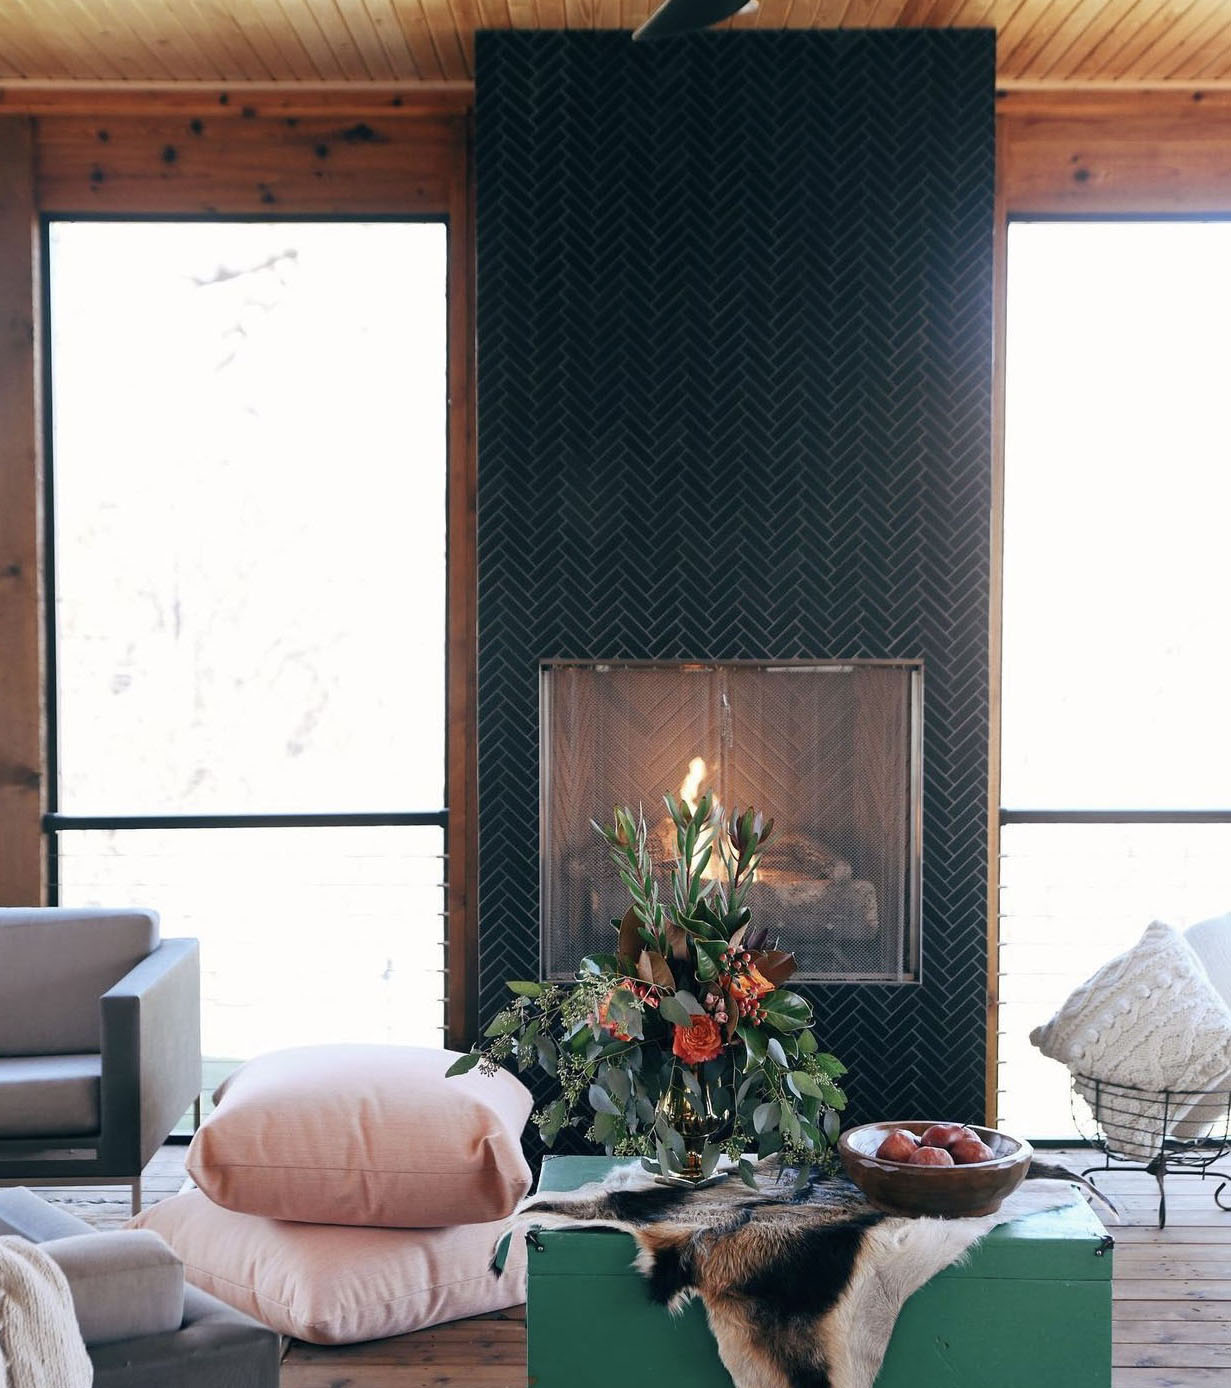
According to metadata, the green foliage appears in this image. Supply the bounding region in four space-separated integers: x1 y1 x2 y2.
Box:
457 794 847 1175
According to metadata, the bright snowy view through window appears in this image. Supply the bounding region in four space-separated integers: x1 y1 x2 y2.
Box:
999 221 1231 1137
47 221 449 1106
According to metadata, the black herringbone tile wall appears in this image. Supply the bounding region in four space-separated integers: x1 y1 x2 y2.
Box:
475 30 995 1128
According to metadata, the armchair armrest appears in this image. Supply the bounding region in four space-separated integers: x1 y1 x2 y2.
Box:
42 1229 184 1346
100 939 201 1170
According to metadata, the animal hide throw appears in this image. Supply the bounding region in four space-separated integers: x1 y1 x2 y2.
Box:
510 1161 1086 1388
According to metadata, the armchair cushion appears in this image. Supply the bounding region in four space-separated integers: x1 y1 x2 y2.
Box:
0 909 159 1056
43 1230 184 1346
0 1055 101 1138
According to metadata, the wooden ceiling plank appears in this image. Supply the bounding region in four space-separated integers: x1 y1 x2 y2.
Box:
1081 0 1206 79
85 0 210 79
999 0 1090 77
217 2 320 81
440 0 481 73
1029 0 1142 77
328 0 402 79
292 0 371 79
21 0 162 81
536 0 569 27
384 1 445 81
1065 0 1155 77
357 0 426 78
1124 0 1231 82
924 0 996 27
1185 30 1231 81
0 81 474 117
0 15 82 81
154 0 272 80
269 0 351 78
415 0 470 77
591 0 621 30
505 0 538 29
1025 0 1138 80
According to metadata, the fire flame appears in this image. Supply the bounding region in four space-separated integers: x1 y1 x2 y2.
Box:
679 756 722 880
679 756 707 815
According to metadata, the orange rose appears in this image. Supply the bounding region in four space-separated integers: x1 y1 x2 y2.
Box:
672 1013 724 1065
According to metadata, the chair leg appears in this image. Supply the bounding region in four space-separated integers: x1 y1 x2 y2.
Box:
131 1179 142 1217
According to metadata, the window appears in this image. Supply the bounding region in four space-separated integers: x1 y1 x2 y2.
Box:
46 220 450 1107
997 220 1231 1137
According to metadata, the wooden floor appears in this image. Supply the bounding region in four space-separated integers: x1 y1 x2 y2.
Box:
32 1144 1231 1387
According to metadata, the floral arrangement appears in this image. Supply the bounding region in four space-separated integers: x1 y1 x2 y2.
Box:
449 791 846 1184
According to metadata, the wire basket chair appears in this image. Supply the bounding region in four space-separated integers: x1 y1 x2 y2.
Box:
1072 1075 1231 1229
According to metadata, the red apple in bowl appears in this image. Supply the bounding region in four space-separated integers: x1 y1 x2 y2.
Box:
908 1145 954 1166
950 1136 996 1165
920 1123 970 1150
875 1130 921 1163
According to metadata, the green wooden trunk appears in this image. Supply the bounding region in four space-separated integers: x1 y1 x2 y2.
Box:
526 1156 1112 1388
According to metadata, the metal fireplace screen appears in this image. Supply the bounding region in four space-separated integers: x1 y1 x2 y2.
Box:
540 660 922 983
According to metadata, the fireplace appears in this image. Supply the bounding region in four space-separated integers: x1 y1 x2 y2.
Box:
540 660 922 983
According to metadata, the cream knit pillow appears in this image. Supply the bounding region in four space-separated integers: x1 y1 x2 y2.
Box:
1030 921 1231 1160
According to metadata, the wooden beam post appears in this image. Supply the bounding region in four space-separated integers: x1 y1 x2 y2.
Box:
0 117 45 906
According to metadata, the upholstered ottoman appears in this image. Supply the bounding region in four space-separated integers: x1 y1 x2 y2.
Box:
525 1156 1113 1388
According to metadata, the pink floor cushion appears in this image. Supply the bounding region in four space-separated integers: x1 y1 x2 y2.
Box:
187 1044 533 1228
131 1190 527 1344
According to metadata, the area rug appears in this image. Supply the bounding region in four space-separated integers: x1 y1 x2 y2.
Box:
506 1160 1086 1388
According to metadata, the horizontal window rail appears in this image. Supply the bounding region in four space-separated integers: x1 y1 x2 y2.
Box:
44 811 447 831
1001 809 1231 825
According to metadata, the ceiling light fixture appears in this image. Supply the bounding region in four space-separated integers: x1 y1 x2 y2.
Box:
632 0 759 42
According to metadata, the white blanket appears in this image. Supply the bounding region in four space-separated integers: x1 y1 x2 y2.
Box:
0 1237 92 1388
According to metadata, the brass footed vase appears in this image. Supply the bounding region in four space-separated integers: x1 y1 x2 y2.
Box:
655 1069 733 1187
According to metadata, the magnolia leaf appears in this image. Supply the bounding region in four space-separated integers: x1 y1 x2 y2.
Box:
738 1158 758 1190
638 949 675 989
728 924 748 952
657 995 693 1027
790 1071 825 1100
766 1037 789 1069
662 918 689 960
738 1022 768 1065
753 1101 779 1134
755 950 797 986
445 1051 481 1077
618 907 644 966
694 948 719 982
506 980 543 997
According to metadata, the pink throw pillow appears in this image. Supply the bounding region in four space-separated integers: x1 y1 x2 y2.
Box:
131 1190 526 1344
187 1045 532 1228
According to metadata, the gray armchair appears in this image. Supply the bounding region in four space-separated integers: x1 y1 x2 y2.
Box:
0 908 201 1214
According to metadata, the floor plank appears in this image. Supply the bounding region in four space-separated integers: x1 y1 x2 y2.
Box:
33 1142 1231 1385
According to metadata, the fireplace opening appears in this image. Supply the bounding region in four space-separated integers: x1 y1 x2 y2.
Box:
540 660 922 983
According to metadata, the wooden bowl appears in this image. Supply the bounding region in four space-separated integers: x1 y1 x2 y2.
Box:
838 1121 1033 1218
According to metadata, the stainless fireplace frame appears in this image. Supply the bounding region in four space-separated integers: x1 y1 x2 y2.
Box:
538 658 924 985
